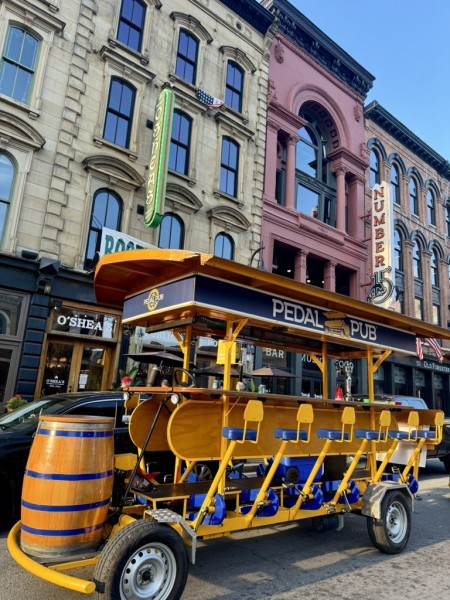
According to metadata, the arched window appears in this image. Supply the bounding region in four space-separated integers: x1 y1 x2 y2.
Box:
412 240 422 280
427 188 436 225
169 110 192 175
409 177 419 215
390 163 400 205
117 0 146 53
158 213 184 249
393 229 403 272
220 137 239 198
369 150 380 188
175 29 199 85
84 189 123 270
0 153 15 243
431 249 440 287
0 310 11 335
0 26 39 103
225 61 244 113
296 116 336 227
214 232 234 260
103 78 136 148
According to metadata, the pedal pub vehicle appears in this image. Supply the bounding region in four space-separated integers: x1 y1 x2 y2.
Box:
8 249 448 600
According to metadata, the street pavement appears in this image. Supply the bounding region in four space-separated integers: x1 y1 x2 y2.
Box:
1 460 450 600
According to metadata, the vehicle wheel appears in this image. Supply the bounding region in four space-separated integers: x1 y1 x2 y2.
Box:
94 520 188 600
441 455 450 474
366 491 411 554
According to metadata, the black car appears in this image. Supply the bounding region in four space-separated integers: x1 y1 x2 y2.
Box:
0 392 133 527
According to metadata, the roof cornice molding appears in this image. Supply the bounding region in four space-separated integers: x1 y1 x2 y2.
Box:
263 0 374 98
365 101 450 179
218 0 274 35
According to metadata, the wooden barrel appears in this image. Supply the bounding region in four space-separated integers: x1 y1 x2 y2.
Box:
20 415 114 559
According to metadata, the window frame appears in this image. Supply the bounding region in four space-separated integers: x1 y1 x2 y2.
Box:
169 110 192 176
426 188 436 226
412 241 422 280
103 77 136 149
390 163 401 205
219 137 240 199
295 121 337 227
175 29 199 86
84 188 123 271
225 60 244 113
393 228 403 273
369 150 380 189
214 232 235 260
158 212 185 250
409 177 419 216
0 24 40 105
0 152 16 245
116 0 146 54
431 249 440 288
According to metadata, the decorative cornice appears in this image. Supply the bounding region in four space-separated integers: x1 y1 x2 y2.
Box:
0 110 45 150
99 45 155 83
328 146 368 172
214 111 254 140
82 155 144 189
6 0 65 33
219 46 256 73
268 101 305 133
166 182 202 214
208 205 251 232
262 0 374 98
218 0 274 35
170 12 213 44
365 101 450 179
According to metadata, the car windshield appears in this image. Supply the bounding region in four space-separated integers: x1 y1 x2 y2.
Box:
0 398 71 430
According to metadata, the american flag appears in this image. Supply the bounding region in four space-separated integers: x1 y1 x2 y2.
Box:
426 337 444 363
416 337 424 360
196 89 224 110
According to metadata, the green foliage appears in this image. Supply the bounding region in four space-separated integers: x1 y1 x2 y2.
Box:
7 395 27 412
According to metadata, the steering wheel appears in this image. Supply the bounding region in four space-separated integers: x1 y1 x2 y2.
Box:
172 368 196 387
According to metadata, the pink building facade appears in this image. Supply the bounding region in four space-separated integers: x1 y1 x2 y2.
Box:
262 0 374 300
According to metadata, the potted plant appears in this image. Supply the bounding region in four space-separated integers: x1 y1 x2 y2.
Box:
6 394 27 413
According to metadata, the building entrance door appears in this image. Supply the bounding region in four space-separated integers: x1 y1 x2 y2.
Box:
39 339 113 397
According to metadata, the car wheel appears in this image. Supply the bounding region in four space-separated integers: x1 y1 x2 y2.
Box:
366 490 411 554
94 519 188 600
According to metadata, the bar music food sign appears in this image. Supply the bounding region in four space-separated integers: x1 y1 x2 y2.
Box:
369 182 395 308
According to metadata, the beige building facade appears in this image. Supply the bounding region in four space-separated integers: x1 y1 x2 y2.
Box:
365 101 450 411
0 0 274 400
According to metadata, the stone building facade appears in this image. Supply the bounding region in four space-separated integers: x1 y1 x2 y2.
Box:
365 101 450 412
0 0 273 401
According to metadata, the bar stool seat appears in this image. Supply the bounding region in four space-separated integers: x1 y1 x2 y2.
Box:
413 430 436 440
223 427 257 442
355 429 382 441
388 431 410 440
317 429 350 441
274 429 308 441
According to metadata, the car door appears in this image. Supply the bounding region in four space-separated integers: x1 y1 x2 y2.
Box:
65 399 135 454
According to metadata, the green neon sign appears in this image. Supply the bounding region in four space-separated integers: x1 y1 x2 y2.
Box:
145 86 175 228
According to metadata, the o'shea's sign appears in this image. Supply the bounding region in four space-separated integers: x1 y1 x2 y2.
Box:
145 86 175 228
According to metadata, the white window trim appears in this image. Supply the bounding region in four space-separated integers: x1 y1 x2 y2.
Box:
219 46 256 122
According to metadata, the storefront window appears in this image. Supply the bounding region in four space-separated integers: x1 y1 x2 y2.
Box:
393 365 409 395
0 291 24 336
0 289 27 402
434 374 444 410
50 306 117 339
41 342 73 396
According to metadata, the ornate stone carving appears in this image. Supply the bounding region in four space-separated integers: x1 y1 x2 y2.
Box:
359 143 369 160
267 78 277 103
274 40 284 64
353 103 363 123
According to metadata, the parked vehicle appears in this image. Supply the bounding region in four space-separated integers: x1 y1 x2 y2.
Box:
0 392 132 527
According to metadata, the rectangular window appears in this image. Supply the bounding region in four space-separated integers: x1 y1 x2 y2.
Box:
220 138 239 198
0 26 39 103
103 78 136 148
432 304 440 325
296 184 319 219
117 0 146 53
175 30 198 85
225 61 243 113
414 297 424 320
168 111 191 175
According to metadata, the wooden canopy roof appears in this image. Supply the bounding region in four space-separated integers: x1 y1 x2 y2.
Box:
95 249 450 342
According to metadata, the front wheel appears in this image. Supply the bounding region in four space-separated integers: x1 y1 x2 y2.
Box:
94 520 188 600
366 490 411 554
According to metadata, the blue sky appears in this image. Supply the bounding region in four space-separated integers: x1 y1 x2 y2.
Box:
290 0 450 159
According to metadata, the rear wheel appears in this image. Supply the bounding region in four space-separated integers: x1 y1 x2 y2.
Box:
94 520 188 600
367 490 411 554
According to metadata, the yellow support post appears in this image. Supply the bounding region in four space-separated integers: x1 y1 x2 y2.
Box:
372 439 399 483
244 440 288 526
290 440 332 518
328 439 368 507
402 438 426 482
309 344 328 400
173 325 192 383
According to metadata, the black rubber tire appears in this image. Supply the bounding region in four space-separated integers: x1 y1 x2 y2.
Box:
366 490 411 554
94 520 188 600
441 455 450 474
